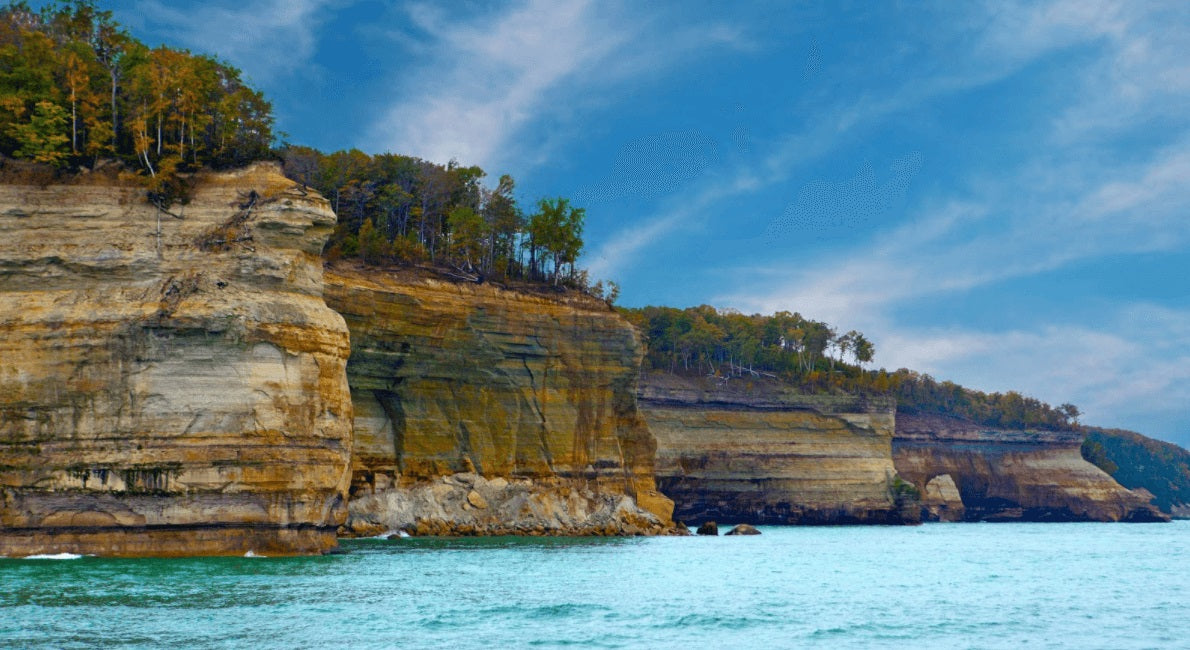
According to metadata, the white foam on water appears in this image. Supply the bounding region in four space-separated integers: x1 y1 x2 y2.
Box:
243 550 266 558
23 553 83 560
363 529 410 540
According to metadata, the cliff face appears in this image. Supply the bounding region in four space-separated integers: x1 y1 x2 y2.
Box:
643 376 917 525
0 164 353 557
893 414 1167 522
324 265 674 536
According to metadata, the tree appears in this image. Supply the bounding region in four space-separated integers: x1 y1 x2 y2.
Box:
482 173 521 276
11 99 69 165
1058 403 1081 426
529 197 585 284
357 218 388 264
447 205 486 269
852 333 874 366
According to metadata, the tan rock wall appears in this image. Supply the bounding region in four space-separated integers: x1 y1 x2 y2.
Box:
324 265 674 535
643 376 916 525
893 414 1166 522
0 164 353 557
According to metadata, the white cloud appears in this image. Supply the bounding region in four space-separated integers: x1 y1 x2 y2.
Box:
127 0 338 83
365 1 753 171
1037 1 1190 144
368 0 623 169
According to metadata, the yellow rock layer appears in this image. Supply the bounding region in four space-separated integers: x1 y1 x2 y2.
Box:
324 264 674 535
643 376 916 525
0 164 353 557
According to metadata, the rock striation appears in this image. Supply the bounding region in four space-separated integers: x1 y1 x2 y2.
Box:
324 264 675 536
893 414 1167 522
643 375 918 526
0 164 353 557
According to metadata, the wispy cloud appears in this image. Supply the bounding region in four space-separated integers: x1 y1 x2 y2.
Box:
585 170 760 281
723 134 1190 329
874 306 1190 444
368 0 624 169
124 0 339 83
366 0 752 171
587 1 1190 282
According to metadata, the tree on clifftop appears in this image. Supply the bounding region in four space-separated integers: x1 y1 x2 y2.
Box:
0 0 274 171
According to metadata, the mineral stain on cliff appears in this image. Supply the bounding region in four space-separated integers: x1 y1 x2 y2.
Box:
324 263 675 536
0 163 354 557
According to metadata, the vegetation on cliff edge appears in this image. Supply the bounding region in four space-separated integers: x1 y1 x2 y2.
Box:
278 146 604 295
623 304 1081 431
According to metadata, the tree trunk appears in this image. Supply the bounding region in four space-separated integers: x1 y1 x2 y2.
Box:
110 70 118 152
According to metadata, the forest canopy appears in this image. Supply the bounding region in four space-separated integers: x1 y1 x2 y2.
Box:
0 0 273 173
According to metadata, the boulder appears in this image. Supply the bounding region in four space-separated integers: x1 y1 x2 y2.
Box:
725 523 761 535
696 521 719 535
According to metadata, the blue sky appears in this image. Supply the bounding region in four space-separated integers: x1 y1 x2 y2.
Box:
98 0 1190 446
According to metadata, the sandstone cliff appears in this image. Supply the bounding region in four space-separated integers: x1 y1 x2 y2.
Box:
642 375 918 525
893 413 1166 522
324 264 674 536
0 163 353 557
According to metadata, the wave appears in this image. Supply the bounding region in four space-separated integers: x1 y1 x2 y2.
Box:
362 530 410 540
23 553 83 560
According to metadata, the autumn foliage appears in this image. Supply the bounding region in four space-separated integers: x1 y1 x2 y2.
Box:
0 1 272 173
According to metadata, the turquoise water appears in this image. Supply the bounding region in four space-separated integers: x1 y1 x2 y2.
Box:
2 522 1187 649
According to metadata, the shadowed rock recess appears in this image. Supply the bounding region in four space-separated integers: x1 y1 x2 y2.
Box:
0 164 354 557
893 414 1167 522
642 375 920 526
325 264 676 536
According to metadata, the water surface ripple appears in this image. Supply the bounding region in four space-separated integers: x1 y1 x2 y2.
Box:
2 522 1187 648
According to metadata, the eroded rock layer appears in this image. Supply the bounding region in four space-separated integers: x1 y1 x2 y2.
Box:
893 414 1167 522
324 265 674 536
643 376 917 525
0 164 353 557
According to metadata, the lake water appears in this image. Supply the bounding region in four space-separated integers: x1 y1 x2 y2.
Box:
2 521 1187 649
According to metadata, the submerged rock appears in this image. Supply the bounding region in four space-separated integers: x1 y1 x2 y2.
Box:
725 524 761 536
